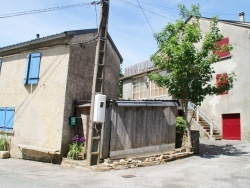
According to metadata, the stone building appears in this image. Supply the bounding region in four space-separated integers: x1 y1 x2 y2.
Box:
0 29 122 162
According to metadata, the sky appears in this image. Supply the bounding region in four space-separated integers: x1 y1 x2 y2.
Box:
0 0 250 72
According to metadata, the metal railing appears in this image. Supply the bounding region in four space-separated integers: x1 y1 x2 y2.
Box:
188 102 221 139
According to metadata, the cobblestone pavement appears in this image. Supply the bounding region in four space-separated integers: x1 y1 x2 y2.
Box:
0 140 250 188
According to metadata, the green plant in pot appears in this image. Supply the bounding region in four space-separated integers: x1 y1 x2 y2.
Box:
0 134 9 151
176 116 186 132
175 116 186 148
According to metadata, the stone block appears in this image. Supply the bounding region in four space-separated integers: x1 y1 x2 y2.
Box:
0 151 10 159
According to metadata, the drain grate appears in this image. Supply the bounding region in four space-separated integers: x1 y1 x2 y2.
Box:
122 175 136 178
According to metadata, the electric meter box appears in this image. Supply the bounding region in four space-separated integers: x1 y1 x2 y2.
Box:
93 94 106 123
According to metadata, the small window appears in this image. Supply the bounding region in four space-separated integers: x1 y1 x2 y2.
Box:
0 107 15 131
214 37 231 59
24 53 41 84
216 73 228 95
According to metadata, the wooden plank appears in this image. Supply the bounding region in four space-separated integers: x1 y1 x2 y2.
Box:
110 106 116 151
100 106 111 159
110 143 175 159
162 107 168 144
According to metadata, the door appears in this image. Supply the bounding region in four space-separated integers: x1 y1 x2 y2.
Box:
222 113 241 140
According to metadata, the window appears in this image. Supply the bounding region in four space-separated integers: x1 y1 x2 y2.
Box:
0 59 2 73
132 76 148 99
24 53 41 84
216 73 228 95
150 82 167 98
214 37 231 59
0 107 15 131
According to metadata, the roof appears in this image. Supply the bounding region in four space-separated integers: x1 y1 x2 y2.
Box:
186 16 250 29
74 99 180 107
0 29 123 62
113 99 180 107
201 17 250 29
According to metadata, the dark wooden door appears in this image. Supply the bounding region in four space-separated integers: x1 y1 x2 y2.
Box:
222 113 241 140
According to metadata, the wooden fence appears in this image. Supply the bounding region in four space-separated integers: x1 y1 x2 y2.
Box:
108 101 178 159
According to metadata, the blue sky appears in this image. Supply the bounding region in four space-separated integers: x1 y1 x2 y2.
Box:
0 0 249 71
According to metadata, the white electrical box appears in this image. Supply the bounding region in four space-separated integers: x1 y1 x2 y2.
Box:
93 94 106 123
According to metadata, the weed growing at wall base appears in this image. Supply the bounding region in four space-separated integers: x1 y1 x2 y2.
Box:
0 134 9 151
67 135 86 160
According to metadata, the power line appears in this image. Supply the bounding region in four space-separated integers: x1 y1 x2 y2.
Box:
120 0 176 21
123 0 250 17
136 0 154 33
0 1 100 18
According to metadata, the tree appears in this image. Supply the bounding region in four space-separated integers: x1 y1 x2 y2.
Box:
118 67 124 98
149 4 234 148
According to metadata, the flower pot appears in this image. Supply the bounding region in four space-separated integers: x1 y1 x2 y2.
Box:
175 131 184 148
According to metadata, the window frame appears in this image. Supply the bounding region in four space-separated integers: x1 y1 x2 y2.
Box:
132 76 148 99
216 73 228 95
213 37 231 59
149 81 167 98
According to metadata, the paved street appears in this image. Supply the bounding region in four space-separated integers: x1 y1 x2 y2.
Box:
0 140 250 188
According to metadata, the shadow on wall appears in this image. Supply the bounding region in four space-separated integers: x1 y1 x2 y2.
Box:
199 143 248 159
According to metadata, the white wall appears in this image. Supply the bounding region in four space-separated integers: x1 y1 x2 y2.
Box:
199 18 250 141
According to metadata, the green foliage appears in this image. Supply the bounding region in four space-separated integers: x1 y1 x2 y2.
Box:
0 134 9 151
118 67 124 98
149 4 235 106
176 117 186 132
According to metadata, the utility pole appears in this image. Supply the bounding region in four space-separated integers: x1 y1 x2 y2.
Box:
87 0 110 166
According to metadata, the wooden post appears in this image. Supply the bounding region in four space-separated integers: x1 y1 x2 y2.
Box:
87 0 110 166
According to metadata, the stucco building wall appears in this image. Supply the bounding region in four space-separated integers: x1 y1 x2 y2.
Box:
0 45 70 158
198 18 250 140
61 34 122 155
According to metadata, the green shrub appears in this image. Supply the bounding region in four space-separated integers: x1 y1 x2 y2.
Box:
0 134 9 151
176 116 186 132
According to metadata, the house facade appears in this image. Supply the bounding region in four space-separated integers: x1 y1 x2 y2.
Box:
122 14 250 141
197 16 250 141
0 29 122 162
122 60 172 100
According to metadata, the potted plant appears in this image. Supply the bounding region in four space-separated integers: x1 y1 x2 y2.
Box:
67 135 86 160
175 116 186 148
0 134 10 159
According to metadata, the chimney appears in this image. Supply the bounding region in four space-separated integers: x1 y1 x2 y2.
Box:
239 12 245 22
36 34 40 39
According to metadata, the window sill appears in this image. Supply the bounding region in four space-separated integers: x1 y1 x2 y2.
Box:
219 55 231 61
0 130 14 135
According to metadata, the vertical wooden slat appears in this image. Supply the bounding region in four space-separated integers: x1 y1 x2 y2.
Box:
109 105 177 153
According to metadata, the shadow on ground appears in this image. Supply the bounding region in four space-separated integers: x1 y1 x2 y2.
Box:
199 143 249 159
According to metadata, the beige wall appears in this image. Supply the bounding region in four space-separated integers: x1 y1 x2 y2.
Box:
199 18 250 141
0 45 70 158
